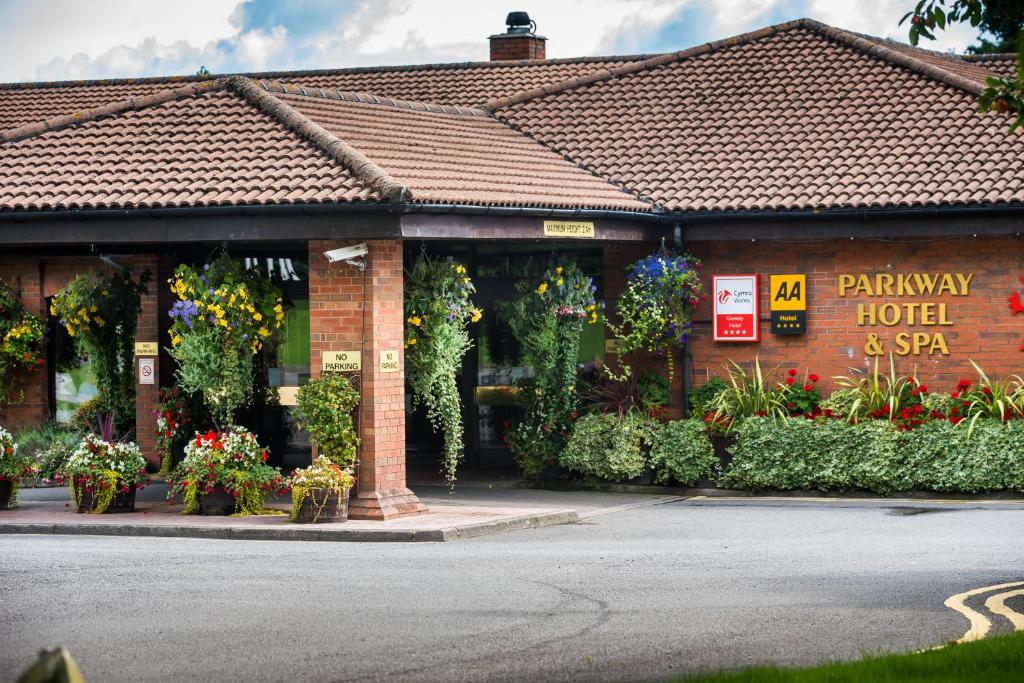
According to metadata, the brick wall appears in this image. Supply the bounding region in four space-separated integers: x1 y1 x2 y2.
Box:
308 239 426 520
0 257 45 428
489 35 546 60
687 237 1024 395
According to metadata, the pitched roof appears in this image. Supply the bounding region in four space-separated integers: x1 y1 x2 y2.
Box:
0 56 648 131
962 53 1019 80
491 19 1024 213
0 77 648 213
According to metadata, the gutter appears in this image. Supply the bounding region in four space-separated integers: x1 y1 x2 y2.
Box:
1 202 1023 225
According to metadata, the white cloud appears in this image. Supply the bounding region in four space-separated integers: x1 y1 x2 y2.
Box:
0 0 1003 83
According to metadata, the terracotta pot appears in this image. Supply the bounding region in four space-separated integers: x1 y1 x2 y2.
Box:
75 482 136 513
0 479 12 509
199 485 237 516
293 487 350 524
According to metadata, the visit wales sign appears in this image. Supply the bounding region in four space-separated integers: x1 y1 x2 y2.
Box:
713 274 759 342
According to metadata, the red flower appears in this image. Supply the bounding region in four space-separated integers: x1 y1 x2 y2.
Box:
787 369 797 377
787 402 795 409
900 408 912 419
808 373 819 382
802 384 813 392
785 377 795 385
913 404 922 415
950 391 959 399
756 410 766 417
918 385 928 393
957 379 971 390
982 387 992 396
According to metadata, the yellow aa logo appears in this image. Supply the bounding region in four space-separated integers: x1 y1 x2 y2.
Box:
770 274 806 311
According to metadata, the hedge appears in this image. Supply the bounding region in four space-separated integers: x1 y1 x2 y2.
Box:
719 417 1024 495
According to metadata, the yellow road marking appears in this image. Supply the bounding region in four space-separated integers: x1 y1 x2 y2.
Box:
984 589 1024 631
945 581 1024 642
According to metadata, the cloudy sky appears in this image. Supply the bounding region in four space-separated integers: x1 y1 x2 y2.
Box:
0 0 986 83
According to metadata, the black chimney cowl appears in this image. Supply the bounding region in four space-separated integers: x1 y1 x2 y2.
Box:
505 11 536 34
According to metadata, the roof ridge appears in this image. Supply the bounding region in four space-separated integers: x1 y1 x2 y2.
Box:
802 19 983 95
0 79 226 143
962 52 1018 62
486 19 808 110
0 53 660 91
256 80 489 116
225 77 408 202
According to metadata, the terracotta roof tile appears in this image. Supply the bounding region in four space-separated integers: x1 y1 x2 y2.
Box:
272 87 649 211
493 20 1024 213
0 56 648 131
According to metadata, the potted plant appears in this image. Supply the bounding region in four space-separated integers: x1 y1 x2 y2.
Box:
292 373 360 521
289 456 355 523
168 428 285 515
0 426 36 509
60 420 148 514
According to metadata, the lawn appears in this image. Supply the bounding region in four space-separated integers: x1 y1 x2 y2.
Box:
677 631 1024 682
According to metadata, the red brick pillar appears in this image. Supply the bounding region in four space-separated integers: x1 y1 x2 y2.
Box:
133 255 160 466
308 239 426 521
0 257 47 429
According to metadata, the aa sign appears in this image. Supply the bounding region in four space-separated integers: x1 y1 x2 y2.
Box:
713 274 759 342
770 274 807 335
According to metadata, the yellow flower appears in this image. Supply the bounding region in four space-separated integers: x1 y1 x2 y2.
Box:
556 278 564 287
407 337 417 346
258 326 270 338
49 303 56 316
470 309 482 323
93 316 105 326
171 334 182 346
78 307 88 319
219 319 229 328
535 283 548 295
455 265 466 274
254 312 263 322
408 316 422 326
89 305 98 313
555 266 563 275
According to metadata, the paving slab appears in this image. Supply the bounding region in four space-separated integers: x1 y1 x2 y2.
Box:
0 499 578 542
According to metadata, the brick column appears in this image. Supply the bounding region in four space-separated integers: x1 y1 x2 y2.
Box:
0 257 47 429
132 255 160 467
309 239 426 521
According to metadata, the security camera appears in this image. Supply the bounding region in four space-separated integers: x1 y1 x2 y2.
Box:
324 243 368 269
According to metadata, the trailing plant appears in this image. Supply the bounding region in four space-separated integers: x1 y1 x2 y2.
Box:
166 252 284 428
833 354 927 427
559 411 656 481
0 279 45 404
648 419 716 485
15 421 83 482
154 386 209 475
720 416 1024 495
168 428 285 515
609 250 703 383
503 262 601 475
295 373 360 469
60 433 148 513
404 255 481 483
289 456 355 523
51 269 150 436
1 426 36 508
688 376 728 416
710 358 788 427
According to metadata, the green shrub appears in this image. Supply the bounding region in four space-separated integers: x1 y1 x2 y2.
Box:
295 373 360 470
688 376 727 415
720 416 1024 494
648 419 716 485
560 412 654 481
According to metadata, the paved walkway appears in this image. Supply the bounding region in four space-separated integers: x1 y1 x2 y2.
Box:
3 483 583 542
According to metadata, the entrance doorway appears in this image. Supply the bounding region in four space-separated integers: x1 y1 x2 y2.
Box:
404 243 606 476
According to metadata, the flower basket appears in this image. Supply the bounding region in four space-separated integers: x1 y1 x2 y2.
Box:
60 434 148 514
169 428 285 516
1 426 35 508
289 456 354 524
293 487 350 524
74 482 136 514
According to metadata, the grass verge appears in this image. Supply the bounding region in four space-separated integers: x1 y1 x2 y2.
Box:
677 631 1024 682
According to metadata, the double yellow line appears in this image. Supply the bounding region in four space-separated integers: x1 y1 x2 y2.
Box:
944 581 1024 642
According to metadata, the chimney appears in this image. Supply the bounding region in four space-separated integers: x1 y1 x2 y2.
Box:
489 11 547 61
